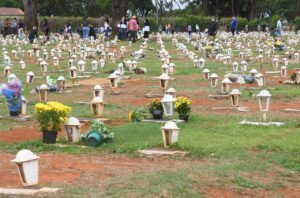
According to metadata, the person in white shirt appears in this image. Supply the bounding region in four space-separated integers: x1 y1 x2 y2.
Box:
104 18 111 39
276 19 282 36
118 16 127 41
143 18 150 39
195 24 199 33
188 24 192 36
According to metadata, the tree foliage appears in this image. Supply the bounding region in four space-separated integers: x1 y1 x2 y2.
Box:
179 0 300 20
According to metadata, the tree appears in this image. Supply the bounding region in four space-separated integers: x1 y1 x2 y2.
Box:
129 0 155 17
23 0 38 31
111 0 132 30
0 0 22 7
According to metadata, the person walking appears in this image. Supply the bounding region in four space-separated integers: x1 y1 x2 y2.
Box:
127 16 138 43
82 16 90 39
143 18 150 39
230 16 237 36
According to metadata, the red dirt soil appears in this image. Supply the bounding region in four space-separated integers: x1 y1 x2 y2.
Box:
0 152 191 188
0 120 126 143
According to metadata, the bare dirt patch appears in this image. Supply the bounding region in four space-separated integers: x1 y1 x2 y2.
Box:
0 152 194 188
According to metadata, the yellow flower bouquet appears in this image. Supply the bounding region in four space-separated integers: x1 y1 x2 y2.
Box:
204 45 213 52
35 101 71 132
175 96 192 121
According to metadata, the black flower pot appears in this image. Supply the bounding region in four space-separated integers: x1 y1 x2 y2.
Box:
179 114 189 121
152 110 163 119
43 131 58 144
9 111 20 117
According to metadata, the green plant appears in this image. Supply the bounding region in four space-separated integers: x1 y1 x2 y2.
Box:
34 102 71 132
147 98 163 114
90 119 114 141
129 108 147 122
291 71 297 81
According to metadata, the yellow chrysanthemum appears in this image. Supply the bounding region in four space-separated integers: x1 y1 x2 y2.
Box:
128 111 133 121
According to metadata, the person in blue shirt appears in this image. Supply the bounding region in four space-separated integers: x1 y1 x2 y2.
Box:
230 16 237 36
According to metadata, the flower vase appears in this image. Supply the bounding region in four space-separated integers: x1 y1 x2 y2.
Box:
152 110 163 119
179 113 189 121
10 111 20 117
42 131 58 144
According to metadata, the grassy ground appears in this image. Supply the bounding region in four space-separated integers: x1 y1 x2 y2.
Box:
0 34 300 197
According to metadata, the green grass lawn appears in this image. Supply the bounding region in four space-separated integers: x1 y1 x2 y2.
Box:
0 36 300 197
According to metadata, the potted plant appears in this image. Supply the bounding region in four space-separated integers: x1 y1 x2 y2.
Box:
1 79 22 117
147 98 164 119
175 96 192 121
34 102 71 144
128 108 147 122
85 119 114 147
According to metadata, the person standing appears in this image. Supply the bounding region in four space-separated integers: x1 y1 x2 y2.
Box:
118 16 127 41
104 18 111 39
82 16 90 39
276 18 282 36
245 24 249 33
3 18 10 38
67 22 72 36
28 26 38 44
230 16 237 36
208 17 217 38
188 24 192 36
11 18 18 35
18 19 24 40
143 18 150 39
195 24 200 33
127 16 138 43
17 19 24 39
43 19 50 41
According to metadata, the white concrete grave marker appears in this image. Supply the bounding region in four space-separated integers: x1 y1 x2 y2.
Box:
11 149 40 186
161 121 180 147
64 117 82 143
257 90 271 122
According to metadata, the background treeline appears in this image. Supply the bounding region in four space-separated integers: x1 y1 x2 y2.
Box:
2 0 300 21
2 0 300 31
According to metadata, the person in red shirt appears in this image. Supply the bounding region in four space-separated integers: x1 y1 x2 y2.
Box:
127 16 138 43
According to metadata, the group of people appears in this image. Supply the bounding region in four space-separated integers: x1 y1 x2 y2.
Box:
0 17 51 44
117 16 151 42
1 18 24 39
1 14 287 46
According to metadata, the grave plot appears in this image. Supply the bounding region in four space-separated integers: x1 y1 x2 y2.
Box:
0 31 300 197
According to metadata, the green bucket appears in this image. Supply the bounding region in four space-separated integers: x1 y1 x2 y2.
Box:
86 131 102 147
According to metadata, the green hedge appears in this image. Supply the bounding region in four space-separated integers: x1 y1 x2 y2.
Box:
295 17 300 30
38 16 105 32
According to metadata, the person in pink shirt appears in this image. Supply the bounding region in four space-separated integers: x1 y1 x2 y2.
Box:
127 16 138 43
